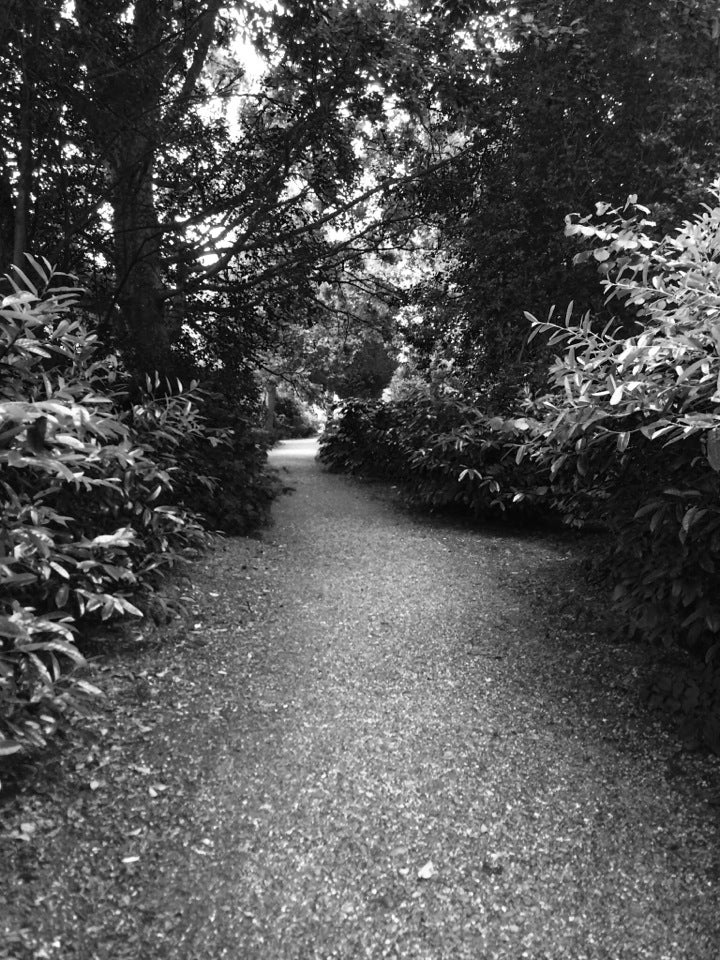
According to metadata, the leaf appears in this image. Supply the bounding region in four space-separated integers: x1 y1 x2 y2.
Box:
88 528 135 548
0 739 22 756
417 860 437 880
10 264 39 296
23 252 50 285
73 679 104 698
706 427 720 472
22 638 85 663
55 583 70 608
118 598 144 618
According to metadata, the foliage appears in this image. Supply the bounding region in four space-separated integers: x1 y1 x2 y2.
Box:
3 1 720 418
525 186 720 657
0 0 487 392
319 383 550 519
642 654 720 754
155 388 279 535
309 335 398 401
319 398 399 477
402 0 720 406
270 394 321 442
0 259 232 757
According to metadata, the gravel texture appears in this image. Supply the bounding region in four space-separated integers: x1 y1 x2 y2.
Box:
2 436 720 959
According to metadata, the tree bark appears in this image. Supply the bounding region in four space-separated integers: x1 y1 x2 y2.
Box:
264 378 278 432
72 0 223 378
109 139 174 376
9 4 41 274
13 53 33 270
0 160 16 275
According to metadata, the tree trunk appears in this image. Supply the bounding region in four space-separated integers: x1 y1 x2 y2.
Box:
10 5 40 275
264 379 278 432
0 162 16 275
13 57 33 270
74 0 176 378
109 143 175 377
70 0 225 378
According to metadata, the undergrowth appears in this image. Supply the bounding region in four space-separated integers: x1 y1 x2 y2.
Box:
0 257 275 766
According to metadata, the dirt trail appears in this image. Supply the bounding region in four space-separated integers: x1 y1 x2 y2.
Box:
3 437 720 960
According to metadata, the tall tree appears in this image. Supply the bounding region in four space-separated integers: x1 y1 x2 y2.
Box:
401 0 720 408
0 0 484 383
0 0 82 271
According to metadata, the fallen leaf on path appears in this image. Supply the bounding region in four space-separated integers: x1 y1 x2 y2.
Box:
417 860 437 880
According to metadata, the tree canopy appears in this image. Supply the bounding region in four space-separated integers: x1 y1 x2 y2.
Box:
1 0 718 402
4 0 720 760
399 0 720 407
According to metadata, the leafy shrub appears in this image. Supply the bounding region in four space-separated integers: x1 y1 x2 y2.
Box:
0 258 230 757
319 385 551 520
171 391 279 535
271 393 320 441
319 398 399 476
524 185 720 658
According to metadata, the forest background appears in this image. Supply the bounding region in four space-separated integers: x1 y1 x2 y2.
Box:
3 0 720 762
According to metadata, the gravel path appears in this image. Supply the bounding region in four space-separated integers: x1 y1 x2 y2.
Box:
3 437 720 959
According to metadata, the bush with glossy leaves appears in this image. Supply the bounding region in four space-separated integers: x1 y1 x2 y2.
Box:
0 258 222 758
319 384 550 520
525 186 720 663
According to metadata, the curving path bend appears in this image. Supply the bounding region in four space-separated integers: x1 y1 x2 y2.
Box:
159 438 719 959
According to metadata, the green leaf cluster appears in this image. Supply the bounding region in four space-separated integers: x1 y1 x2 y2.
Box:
0 259 219 756
319 383 549 520
526 184 720 658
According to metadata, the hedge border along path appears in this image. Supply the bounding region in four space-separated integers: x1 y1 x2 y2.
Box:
2 437 720 960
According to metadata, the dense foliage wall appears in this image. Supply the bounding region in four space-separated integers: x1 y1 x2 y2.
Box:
0 260 275 762
404 0 720 409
